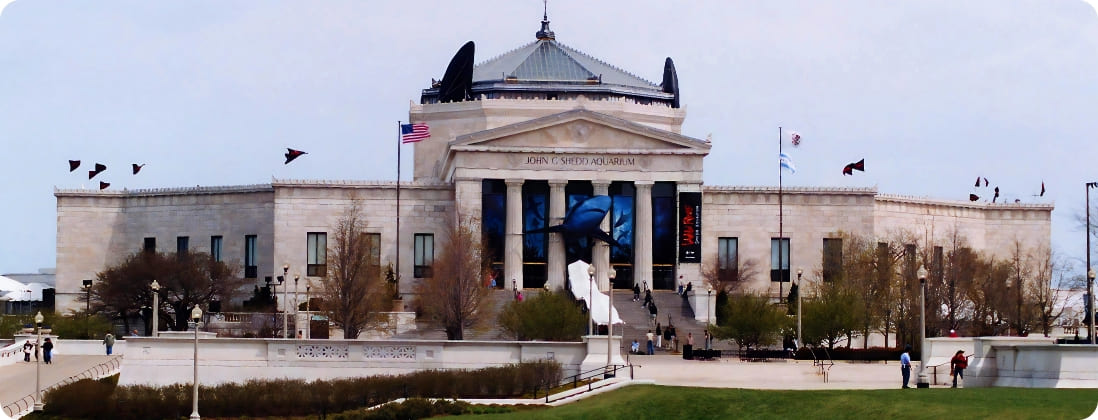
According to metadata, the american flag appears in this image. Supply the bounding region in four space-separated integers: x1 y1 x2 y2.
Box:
401 123 430 143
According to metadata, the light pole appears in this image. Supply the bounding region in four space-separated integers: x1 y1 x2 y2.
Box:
796 268 803 348
587 265 595 335
190 306 202 420
82 279 92 338
151 280 160 337
305 279 312 339
281 264 289 339
607 267 617 376
33 311 43 412
294 273 300 338
916 265 930 389
1088 182 1096 344
1088 269 1096 344
706 285 713 324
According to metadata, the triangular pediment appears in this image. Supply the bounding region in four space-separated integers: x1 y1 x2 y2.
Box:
450 109 709 152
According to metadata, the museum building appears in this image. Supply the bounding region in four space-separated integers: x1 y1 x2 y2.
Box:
52 17 1052 313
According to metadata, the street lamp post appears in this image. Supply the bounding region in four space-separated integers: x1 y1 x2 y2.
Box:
1087 182 1096 344
33 311 43 412
305 279 312 339
916 265 930 389
82 279 92 338
190 306 202 420
281 264 289 339
294 273 300 338
607 267 617 377
1088 269 1096 344
796 268 803 349
151 280 160 337
587 265 595 335
706 285 713 324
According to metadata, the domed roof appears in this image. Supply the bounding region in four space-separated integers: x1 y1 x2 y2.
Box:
421 14 675 105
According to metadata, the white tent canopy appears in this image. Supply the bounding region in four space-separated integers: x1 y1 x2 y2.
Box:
0 275 43 301
567 260 624 326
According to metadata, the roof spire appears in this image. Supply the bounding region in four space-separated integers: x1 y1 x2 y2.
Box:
536 0 555 40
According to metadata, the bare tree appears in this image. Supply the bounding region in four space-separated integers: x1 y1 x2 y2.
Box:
702 256 763 295
1030 247 1066 337
416 217 492 340
320 199 388 339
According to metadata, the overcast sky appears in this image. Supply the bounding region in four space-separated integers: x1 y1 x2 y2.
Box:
1 1 1096 276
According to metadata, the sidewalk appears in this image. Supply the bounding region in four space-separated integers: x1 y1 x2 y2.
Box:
1 354 118 417
629 355 940 390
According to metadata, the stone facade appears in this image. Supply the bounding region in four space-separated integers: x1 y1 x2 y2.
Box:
51 24 1053 315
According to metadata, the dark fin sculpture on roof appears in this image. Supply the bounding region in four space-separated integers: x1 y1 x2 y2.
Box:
842 159 865 176
68 160 80 172
99 181 110 190
132 163 145 175
88 163 106 179
284 148 307 164
661 57 680 109
438 41 475 103
969 194 979 202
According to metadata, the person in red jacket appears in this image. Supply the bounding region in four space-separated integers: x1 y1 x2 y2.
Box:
950 350 969 388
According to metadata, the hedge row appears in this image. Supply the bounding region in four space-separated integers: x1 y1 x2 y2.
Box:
34 361 561 419
793 346 918 361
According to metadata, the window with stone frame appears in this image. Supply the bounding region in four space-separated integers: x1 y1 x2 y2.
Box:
717 237 739 282
822 238 842 282
143 237 156 253
210 236 223 262
244 234 258 278
307 232 327 277
414 233 434 278
770 237 790 283
177 236 189 255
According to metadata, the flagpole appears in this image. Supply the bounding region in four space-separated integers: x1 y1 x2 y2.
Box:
396 121 402 295
778 126 784 304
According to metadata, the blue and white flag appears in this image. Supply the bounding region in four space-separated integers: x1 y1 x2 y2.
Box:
779 152 797 174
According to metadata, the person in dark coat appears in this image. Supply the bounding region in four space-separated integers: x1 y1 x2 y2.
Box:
648 301 658 325
42 338 54 364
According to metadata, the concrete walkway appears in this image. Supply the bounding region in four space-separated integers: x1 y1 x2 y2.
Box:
628 355 937 390
1 354 119 417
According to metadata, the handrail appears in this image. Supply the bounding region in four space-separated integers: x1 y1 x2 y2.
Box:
537 363 630 404
3 355 124 419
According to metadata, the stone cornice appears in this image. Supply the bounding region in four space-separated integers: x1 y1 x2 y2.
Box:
54 184 273 198
875 193 1054 210
703 186 878 195
271 178 451 190
450 108 707 149
449 146 708 155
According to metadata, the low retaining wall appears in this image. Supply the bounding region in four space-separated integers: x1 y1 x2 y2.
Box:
924 336 1097 388
119 337 587 386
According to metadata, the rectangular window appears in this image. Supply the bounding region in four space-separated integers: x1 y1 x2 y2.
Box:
210 236 223 262
244 234 258 278
904 243 917 281
770 238 790 282
822 238 843 282
177 236 190 255
143 237 156 253
307 232 327 277
414 233 434 278
717 237 739 281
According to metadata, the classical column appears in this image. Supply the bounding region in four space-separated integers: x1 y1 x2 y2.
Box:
593 180 611 291
505 179 525 290
634 181 654 291
547 180 568 291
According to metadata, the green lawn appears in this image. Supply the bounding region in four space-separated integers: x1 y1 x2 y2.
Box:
459 385 1098 420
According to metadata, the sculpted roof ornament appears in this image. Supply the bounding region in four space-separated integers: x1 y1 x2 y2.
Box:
536 1 555 40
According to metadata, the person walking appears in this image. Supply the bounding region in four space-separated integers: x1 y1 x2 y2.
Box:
900 345 912 388
632 283 640 302
950 350 969 388
645 330 655 355
103 332 116 355
648 301 658 325
42 338 54 364
22 339 33 362
655 323 663 349
642 289 653 308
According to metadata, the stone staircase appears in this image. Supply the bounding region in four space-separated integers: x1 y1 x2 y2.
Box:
391 289 535 340
386 288 713 352
613 290 712 354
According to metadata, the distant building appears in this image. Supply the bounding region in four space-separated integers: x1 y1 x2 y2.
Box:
52 16 1051 313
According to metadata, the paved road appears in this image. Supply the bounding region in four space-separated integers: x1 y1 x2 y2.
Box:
1 354 119 417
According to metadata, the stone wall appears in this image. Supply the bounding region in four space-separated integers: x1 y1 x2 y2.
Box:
54 186 275 312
